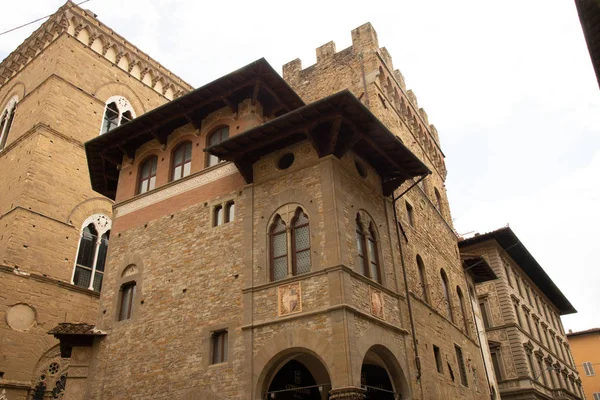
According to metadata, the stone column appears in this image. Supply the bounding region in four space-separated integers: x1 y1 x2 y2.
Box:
328 386 366 400
62 346 92 400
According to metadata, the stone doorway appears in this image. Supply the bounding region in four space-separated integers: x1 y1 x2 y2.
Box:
264 354 331 399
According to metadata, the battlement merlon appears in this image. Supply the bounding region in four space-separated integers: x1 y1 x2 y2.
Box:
282 22 446 175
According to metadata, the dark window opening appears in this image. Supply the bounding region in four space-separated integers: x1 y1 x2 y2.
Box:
455 345 468 387
212 330 228 364
433 345 443 373
277 152 295 170
102 102 119 134
405 201 414 227
119 282 136 321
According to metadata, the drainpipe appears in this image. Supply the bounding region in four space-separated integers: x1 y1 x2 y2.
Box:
390 173 428 384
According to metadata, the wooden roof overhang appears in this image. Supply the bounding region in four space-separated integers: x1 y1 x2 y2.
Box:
85 58 305 199
205 90 430 196
459 227 577 315
576 0 600 88
461 255 497 284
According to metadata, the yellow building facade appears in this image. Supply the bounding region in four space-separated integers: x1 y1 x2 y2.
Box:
567 328 600 400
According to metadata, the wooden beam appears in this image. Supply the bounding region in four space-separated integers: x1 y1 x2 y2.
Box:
234 158 254 183
221 95 238 114
252 81 260 105
327 116 342 154
117 143 135 160
184 112 201 130
99 152 122 166
334 128 361 158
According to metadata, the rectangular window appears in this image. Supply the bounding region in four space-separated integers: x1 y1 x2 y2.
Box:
491 350 503 380
526 351 536 378
433 345 443 373
118 282 136 321
212 330 228 364
584 361 595 376
405 201 414 227
514 303 522 326
593 393 600 400
479 298 491 329
455 345 468 387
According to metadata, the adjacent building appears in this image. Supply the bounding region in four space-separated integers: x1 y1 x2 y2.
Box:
460 227 583 400
0 2 190 399
567 328 600 400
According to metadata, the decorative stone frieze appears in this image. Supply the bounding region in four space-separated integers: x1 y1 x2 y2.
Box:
0 1 192 99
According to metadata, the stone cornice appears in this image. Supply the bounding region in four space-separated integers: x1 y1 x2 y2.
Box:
0 1 193 99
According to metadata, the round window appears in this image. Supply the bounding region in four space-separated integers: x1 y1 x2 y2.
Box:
277 153 295 170
355 160 367 178
48 362 60 375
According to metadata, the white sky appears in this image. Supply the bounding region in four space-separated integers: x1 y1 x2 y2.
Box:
1 0 598 332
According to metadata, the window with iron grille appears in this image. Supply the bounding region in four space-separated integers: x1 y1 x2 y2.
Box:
455 345 468 387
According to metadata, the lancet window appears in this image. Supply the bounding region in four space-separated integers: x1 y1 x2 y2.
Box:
71 214 112 291
100 96 136 135
269 205 311 281
355 212 381 283
0 96 18 150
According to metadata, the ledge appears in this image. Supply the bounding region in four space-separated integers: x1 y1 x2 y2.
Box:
241 303 409 335
0 265 100 298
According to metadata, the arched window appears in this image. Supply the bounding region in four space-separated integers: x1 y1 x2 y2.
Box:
171 141 192 181
269 206 311 281
457 286 468 333
270 215 288 281
292 209 311 275
434 188 443 213
367 224 380 283
100 96 136 135
416 255 428 302
206 126 229 167
138 156 158 194
0 96 18 151
356 215 367 276
71 214 111 291
441 269 454 323
355 213 382 283
213 205 223 227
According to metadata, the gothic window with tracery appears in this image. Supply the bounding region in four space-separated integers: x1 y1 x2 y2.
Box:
171 141 192 181
72 214 111 291
100 96 136 135
355 213 381 283
206 126 229 167
269 205 311 281
0 96 18 151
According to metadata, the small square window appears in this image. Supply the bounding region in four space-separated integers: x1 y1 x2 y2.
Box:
212 330 228 364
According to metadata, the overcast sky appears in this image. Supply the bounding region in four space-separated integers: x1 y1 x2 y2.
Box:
1 0 598 332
